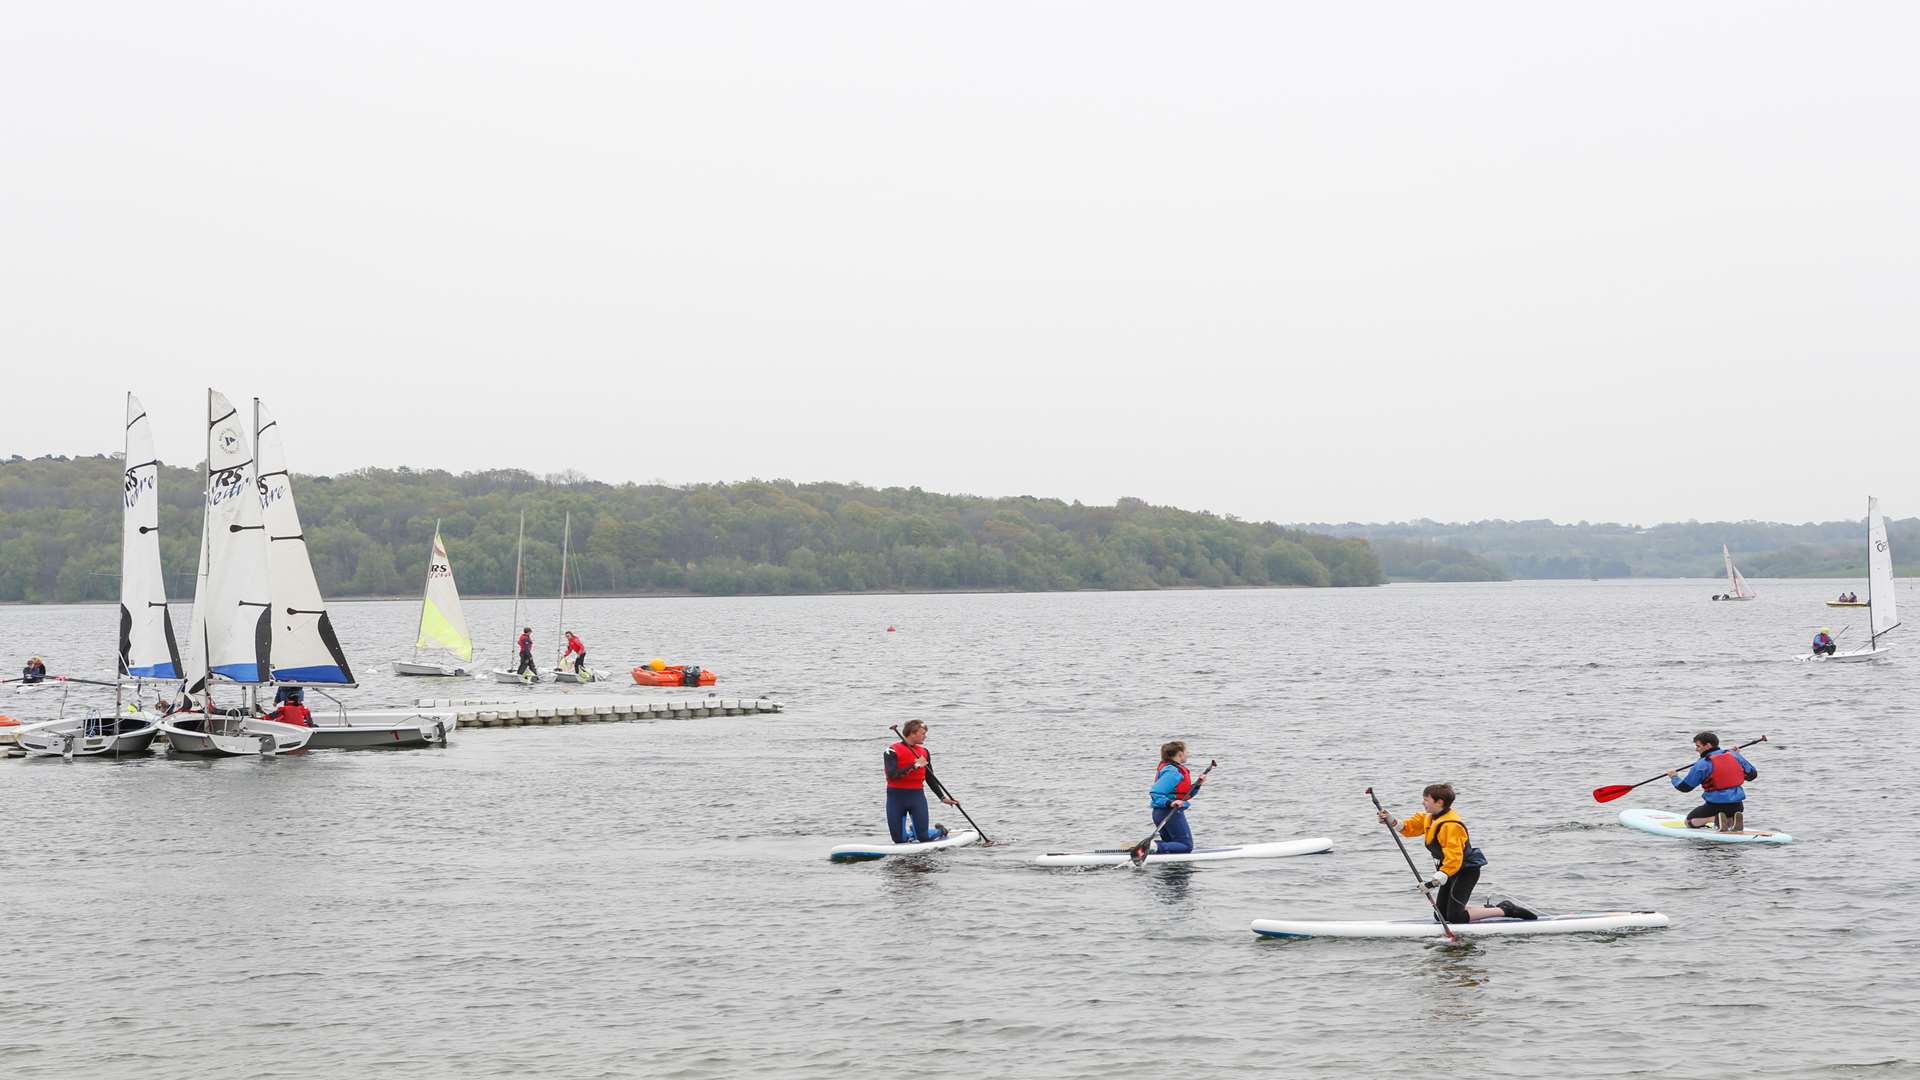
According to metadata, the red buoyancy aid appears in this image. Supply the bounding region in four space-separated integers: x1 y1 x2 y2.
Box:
887 741 928 789
1158 761 1193 800
1703 750 1746 791
268 702 313 727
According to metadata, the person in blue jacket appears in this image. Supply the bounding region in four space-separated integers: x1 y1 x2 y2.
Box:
1668 730 1758 832
1149 741 1209 855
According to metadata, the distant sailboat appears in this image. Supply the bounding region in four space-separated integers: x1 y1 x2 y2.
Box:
395 522 474 677
489 510 541 684
1711 545 1756 601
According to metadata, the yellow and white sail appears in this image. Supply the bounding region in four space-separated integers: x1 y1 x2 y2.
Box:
415 527 474 662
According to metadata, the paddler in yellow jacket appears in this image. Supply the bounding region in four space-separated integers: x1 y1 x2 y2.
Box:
1377 783 1536 923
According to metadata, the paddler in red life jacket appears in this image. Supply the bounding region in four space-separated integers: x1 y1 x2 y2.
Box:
1377 784 1536 924
1668 730 1758 832
1148 741 1208 855
884 720 958 844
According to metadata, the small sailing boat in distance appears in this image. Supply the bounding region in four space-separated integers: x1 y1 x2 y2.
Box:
395 522 474 677
1711 545 1756 601
1806 496 1900 663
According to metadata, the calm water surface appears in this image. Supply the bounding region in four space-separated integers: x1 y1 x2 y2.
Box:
3 581 1916 1078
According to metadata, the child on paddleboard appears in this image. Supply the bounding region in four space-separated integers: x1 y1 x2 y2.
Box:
884 720 958 843
1378 784 1536 923
1668 731 1757 833
1149 741 1208 855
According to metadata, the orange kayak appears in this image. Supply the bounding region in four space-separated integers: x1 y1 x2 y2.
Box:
631 665 717 687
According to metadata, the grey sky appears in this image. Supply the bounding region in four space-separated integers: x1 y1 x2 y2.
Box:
4 3 1916 526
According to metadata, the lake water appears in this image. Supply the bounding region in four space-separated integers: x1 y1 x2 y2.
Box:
3 580 1915 1078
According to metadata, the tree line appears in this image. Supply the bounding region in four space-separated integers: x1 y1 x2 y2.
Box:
0 454 1385 603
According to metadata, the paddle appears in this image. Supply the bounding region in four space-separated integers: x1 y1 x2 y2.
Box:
889 724 993 845
1366 787 1457 943
1590 735 1768 804
1129 759 1217 865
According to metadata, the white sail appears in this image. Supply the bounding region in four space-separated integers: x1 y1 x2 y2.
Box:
255 399 355 685
119 394 183 679
1722 544 1754 599
195 390 272 685
415 526 473 662
1867 496 1899 643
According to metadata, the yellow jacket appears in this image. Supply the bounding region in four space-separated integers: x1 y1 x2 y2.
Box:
1399 810 1470 876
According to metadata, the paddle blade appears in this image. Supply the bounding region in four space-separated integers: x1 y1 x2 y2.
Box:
1592 784 1633 803
1128 844 1150 866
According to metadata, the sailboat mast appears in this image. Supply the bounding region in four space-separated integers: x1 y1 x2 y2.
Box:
414 519 439 663
117 392 130 714
555 511 571 664
507 510 524 666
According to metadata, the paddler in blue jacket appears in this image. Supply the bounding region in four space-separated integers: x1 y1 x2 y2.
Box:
884 720 958 844
1668 730 1758 832
1149 741 1209 855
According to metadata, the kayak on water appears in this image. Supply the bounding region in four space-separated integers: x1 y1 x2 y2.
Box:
1618 808 1793 845
1033 837 1332 867
1251 911 1670 940
828 830 979 862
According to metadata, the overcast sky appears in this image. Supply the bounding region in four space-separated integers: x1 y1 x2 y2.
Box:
4 3 1915 526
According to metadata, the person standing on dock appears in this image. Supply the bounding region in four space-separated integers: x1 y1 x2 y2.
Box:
885 720 958 843
516 627 536 677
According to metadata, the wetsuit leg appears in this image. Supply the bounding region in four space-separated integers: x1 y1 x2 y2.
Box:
885 789 913 843
1152 806 1193 854
517 652 534 675
1686 799 1742 825
1436 865 1480 923
903 789 932 843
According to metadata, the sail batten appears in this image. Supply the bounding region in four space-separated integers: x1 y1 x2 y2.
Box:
255 399 356 685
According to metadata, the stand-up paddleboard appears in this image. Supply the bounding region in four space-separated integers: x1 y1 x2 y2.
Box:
828 830 979 863
1033 837 1331 867
1251 911 1669 940
1618 808 1793 845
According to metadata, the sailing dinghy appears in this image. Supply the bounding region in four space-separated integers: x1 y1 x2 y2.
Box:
253 399 454 748
488 510 544 683
395 522 474 677
15 394 175 758
548 511 603 683
160 390 313 755
1711 545 1756 601
1806 496 1900 663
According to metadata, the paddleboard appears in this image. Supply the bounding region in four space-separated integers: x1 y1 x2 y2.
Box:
1618 808 1793 844
1251 911 1669 940
828 830 979 862
1033 836 1332 867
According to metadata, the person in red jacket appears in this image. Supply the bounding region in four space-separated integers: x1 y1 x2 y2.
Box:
516 628 536 677
884 720 958 843
263 689 314 727
562 631 587 674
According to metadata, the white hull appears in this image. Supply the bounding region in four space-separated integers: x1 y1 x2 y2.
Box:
303 710 455 749
160 715 312 756
1803 644 1895 663
15 715 162 758
828 831 980 862
549 667 604 684
488 668 543 685
394 661 471 677
1251 911 1670 940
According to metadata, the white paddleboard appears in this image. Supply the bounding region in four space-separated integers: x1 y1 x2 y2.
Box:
1251 911 1669 940
828 830 979 862
1033 836 1332 867
1618 808 1793 845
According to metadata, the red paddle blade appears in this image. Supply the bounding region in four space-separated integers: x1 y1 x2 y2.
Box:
1592 785 1633 803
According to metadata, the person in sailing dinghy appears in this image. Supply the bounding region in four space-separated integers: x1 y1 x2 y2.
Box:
1811 628 1837 656
562 631 587 674
516 627 537 677
885 720 958 843
1669 731 1757 832
1149 741 1210 855
1378 784 1537 923
20 657 47 683
263 688 314 727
